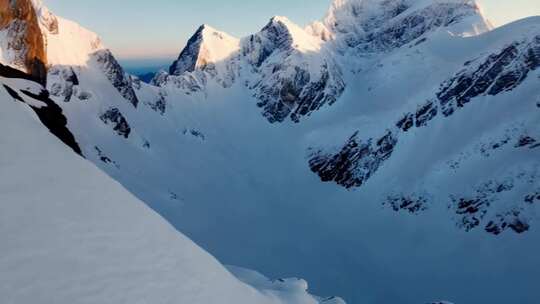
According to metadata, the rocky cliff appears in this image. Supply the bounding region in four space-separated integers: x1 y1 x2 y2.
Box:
0 0 47 83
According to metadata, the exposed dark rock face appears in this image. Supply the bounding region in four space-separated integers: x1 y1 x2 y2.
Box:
438 37 540 117
485 210 530 235
325 0 486 55
315 34 540 189
515 135 538 148
309 130 397 188
169 25 207 75
129 76 167 114
94 146 112 163
93 50 139 107
147 90 167 115
384 194 429 214
480 135 511 157
3 85 82 155
94 146 119 168
151 70 206 94
326 0 410 47
182 128 206 141
246 18 346 123
1 62 82 155
307 33 540 235
358 2 481 52
18 88 82 155
525 191 540 204
243 18 295 67
255 62 345 123
445 127 538 171
48 67 80 102
0 0 48 84
453 197 490 231
99 108 131 139
450 176 539 235
394 36 540 133
160 24 241 90
2 84 24 101
310 36 540 189
0 61 37 81
162 17 345 123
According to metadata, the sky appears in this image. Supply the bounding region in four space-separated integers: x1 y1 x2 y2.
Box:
43 0 540 60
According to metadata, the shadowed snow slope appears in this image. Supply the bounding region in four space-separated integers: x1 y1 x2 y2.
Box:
0 74 344 304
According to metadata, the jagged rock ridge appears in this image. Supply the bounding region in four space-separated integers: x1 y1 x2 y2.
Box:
156 16 346 123
308 24 540 235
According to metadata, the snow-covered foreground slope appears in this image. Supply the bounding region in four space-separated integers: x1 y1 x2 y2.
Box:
2 0 540 303
0 73 345 304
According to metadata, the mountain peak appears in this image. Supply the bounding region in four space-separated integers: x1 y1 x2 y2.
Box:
268 15 294 26
0 0 47 83
316 0 491 52
169 24 239 76
193 23 218 37
257 15 323 53
30 0 59 34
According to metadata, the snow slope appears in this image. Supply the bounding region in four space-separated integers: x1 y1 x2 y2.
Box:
3 0 539 303
0 73 344 304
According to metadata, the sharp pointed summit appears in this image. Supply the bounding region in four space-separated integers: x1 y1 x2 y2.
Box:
169 24 240 76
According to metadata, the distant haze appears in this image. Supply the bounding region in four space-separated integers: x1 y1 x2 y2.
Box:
43 0 540 59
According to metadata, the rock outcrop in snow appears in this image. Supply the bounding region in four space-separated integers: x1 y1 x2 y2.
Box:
308 19 540 235
245 16 346 123
0 62 81 154
94 49 140 107
99 107 131 138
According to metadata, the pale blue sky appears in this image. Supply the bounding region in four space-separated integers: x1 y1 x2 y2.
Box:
43 0 540 59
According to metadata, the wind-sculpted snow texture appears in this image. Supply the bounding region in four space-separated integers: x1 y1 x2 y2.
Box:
3 0 540 303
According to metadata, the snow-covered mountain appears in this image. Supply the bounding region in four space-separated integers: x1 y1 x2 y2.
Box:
0 7 345 304
311 0 491 51
0 0 47 83
1 0 540 303
155 15 345 123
